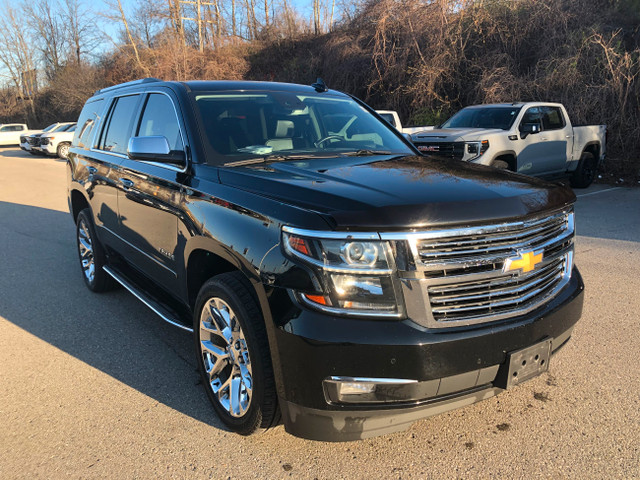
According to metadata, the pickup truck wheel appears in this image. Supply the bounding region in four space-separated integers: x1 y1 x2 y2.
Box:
194 272 278 435
57 142 70 160
491 160 509 170
570 152 596 188
76 208 116 292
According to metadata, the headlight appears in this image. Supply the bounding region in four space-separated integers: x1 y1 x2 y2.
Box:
465 140 489 159
282 228 404 317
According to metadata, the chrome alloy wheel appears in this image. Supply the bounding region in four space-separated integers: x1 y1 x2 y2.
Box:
77 217 95 283
199 297 253 417
59 143 70 159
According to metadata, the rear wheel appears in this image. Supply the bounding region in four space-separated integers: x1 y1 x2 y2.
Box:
76 208 116 292
570 151 596 188
194 272 278 435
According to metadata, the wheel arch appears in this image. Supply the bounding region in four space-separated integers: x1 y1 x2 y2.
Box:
490 150 518 171
183 236 272 314
69 187 91 223
582 142 601 162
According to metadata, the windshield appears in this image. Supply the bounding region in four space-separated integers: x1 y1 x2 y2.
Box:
193 91 412 164
441 106 521 130
43 124 57 132
53 123 72 132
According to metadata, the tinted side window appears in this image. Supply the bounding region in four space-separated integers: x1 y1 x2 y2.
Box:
73 99 104 148
136 94 183 151
100 95 140 154
541 107 565 130
0 126 9 132
519 107 542 130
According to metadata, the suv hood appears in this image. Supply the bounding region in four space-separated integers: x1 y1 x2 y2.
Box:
412 128 506 142
219 155 575 230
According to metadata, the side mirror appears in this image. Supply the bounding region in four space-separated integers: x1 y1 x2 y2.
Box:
127 136 185 164
520 123 540 139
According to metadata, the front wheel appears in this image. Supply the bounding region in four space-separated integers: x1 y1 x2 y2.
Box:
57 142 71 160
570 152 596 188
194 272 279 435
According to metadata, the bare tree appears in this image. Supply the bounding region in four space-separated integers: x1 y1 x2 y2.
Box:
0 3 38 115
24 0 67 78
63 0 100 64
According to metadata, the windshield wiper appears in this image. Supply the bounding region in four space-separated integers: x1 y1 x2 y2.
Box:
223 154 319 167
341 149 393 157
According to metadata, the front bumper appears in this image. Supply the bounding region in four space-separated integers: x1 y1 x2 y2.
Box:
271 269 584 441
41 144 56 155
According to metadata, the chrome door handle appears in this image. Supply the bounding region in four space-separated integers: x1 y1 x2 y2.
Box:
119 178 134 189
565 135 572 138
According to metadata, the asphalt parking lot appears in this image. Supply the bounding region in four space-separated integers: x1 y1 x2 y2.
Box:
0 147 638 479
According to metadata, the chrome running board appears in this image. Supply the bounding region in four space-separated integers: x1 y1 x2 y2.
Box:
103 265 193 333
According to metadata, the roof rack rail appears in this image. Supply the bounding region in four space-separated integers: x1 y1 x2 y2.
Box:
95 78 162 95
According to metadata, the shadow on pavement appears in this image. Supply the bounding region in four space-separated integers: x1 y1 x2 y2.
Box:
0 200 227 431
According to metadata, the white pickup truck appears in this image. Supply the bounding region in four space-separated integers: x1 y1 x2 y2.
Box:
39 123 77 159
411 102 606 188
376 110 434 135
0 123 36 146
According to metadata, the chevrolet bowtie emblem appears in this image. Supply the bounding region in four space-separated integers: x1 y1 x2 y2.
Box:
503 250 543 274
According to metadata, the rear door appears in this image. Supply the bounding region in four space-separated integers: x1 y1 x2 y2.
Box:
83 94 141 250
114 90 188 295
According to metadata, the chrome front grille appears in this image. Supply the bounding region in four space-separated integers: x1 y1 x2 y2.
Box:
398 209 574 328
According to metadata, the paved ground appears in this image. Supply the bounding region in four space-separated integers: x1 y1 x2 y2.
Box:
0 147 638 479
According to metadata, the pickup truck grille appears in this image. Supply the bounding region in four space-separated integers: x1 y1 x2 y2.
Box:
412 141 464 160
40 138 50 146
410 210 574 327
28 136 40 146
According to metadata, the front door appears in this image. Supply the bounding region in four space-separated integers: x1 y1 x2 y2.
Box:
114 92 187 295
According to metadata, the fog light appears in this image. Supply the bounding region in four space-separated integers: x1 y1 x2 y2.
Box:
338 382 376 395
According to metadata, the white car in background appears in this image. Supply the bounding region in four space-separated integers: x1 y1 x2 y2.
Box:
25 122 76 155
376 110 434 135
40 123 77 159
0 124 36 146
20 123 60 152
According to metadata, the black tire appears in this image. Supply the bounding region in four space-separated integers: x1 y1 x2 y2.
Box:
570 151 596 188
57 142 71 160
194 272 279 435
491 159 509 170
76 208 116 292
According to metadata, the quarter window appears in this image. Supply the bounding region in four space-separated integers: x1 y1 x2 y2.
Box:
100 95 140 154
73 99 104 148
136 94 183 151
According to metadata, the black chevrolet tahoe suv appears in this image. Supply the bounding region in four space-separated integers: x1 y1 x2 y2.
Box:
67 78 584 441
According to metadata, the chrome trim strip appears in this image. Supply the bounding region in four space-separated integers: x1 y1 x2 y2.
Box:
103 266 193 332
282 225 380 240
327 376 418 384
380 210 572 242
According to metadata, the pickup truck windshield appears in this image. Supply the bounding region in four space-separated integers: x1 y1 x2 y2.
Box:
441 106 521 130
193 91 412 164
